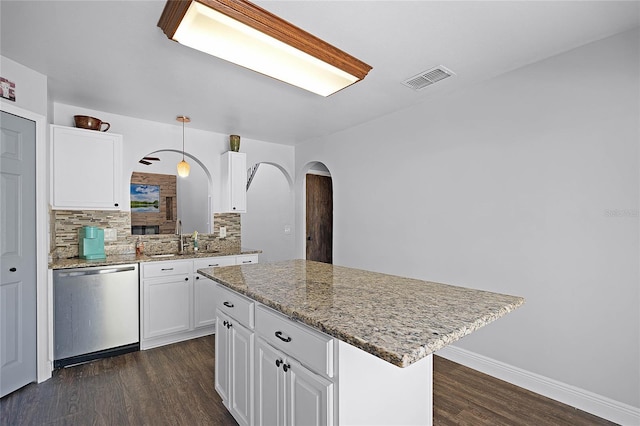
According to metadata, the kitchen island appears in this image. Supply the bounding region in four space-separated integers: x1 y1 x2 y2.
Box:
199 260 524 425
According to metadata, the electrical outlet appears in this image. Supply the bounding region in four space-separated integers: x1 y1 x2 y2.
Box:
104 228 117 241
219 226 226 238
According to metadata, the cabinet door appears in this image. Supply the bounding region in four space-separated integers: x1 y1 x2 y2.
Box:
194 274 216 328
287 358 333 426
220 151 246 213
143 275 191 339
51 125 122 210
229 320 254 426
215 310 231 404
255 338 286 426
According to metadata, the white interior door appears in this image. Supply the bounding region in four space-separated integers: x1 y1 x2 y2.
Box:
0 111 37 397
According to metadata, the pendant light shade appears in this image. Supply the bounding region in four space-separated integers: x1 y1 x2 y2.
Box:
177 116 190 177
158 0 372 96
177 159 190 177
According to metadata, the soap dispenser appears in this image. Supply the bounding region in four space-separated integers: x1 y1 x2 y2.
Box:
136 236 144 256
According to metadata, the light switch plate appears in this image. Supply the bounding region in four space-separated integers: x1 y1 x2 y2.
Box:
219 226 226 238
104 228 117 241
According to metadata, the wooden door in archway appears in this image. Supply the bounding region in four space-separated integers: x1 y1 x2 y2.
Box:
305 174 333 264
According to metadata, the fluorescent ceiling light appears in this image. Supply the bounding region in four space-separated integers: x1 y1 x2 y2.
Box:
158 0 372 96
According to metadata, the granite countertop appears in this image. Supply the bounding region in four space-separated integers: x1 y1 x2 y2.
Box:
49 248 261 270
199 259 524 368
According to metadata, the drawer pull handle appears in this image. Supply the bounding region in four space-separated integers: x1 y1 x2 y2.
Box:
161 268 174 271
242 260 252 264
209 264 219 267
223 301 234 308
275 359 283 367
275 331 292 343
283 363 290 372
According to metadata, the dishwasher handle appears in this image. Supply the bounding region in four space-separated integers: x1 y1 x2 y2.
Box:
57 266 136 278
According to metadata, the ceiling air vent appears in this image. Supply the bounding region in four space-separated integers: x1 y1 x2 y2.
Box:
402 66 455 91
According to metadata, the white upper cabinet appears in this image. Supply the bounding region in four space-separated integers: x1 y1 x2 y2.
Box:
220 151 247 213
50 125 123 210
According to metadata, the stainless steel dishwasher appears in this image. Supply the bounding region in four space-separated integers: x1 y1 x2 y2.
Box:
53 263 139 368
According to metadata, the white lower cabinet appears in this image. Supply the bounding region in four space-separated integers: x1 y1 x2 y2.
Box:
141 255 257 350
255 337 333 426
214 288 334 426
215 284 256 426
216 285 434 426
193 257 236 328
216 310 254 426
143 274 191 338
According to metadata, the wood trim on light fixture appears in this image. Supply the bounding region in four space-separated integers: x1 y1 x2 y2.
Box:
158 0 372 81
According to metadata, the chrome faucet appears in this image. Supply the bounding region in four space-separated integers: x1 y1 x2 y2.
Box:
176 219 185 254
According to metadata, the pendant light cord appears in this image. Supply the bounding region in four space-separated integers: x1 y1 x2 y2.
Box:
182 119 185 161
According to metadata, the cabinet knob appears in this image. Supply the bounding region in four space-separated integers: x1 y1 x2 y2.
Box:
227 322 232 329
223 301 234 308
232 207 236 210
9 267 17 272
195 276 200 280
185 277 189 281
222 320 228 327
282 363 290 372
275 359 282 368
114 203 119 207
275 331 292 343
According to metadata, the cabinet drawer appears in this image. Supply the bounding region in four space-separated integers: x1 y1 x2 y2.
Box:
193 256 236 270
236 254 258 265
256 305 334 378
143 260 192 278
216 285 254 329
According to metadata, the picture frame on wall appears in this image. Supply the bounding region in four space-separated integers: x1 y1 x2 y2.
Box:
130 184 160 212
0 77 16 101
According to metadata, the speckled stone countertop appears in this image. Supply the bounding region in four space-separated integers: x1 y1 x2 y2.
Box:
49 248 261 270
199 259 524 368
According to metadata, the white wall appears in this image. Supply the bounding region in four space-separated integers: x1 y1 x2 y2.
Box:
0 56 47 116
295 28 639 412
243 163 295 262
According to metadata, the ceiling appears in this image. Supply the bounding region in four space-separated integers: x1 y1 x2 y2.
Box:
1 1 638 145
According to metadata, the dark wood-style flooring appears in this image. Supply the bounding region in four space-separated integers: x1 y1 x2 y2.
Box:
1 336 615 425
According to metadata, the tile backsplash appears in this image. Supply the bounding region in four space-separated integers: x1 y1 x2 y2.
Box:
50 209 241 259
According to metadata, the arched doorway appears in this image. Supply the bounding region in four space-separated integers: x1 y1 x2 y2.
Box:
243 162 295 262
305 163 333 264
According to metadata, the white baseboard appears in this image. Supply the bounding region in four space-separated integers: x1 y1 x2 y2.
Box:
437 346 640 426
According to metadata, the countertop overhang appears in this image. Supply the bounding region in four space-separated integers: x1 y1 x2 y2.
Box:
199 259 524 368
49 248 261 270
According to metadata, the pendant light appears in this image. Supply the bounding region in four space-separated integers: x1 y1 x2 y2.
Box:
176 116 190 177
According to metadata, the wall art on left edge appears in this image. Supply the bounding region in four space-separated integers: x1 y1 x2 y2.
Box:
0 77 16 101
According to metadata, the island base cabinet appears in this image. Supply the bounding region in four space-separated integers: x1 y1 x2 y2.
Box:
337 340 433 426
215 310 253 426
255 338 333 426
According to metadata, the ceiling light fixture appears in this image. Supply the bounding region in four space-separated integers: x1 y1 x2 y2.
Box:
176 115 190 177
158 0 372 96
